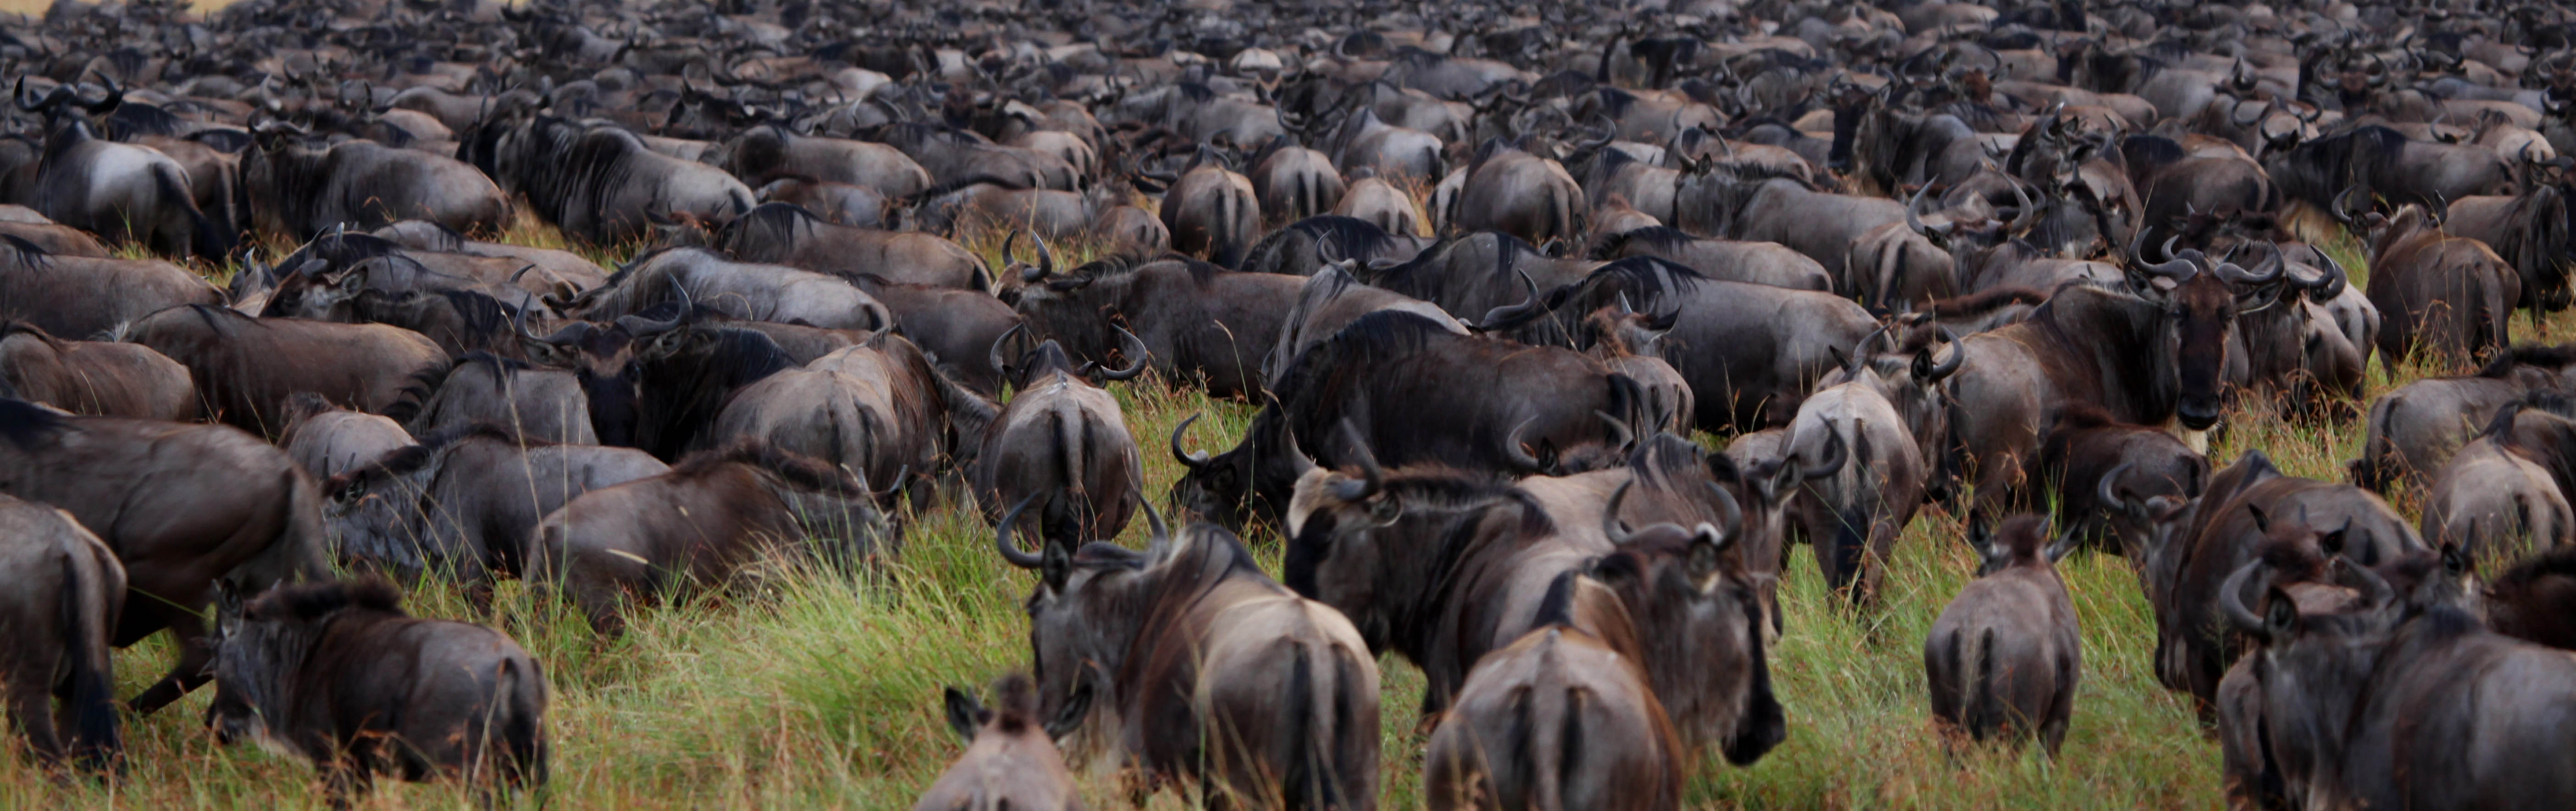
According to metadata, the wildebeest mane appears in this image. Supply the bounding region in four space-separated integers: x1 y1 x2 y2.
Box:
431 288 516 338
2270 126 2407 208
1588 225 1694 260
716 201 822 255
2477 341 2576 377
0 397 67 449
633 325 796 456
1269 310 1455 403
105 101 189 140
252 576 408 623
0 232 52 269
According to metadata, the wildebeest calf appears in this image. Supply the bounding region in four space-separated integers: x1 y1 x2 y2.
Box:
209 578 547 807
1924 515 2081 755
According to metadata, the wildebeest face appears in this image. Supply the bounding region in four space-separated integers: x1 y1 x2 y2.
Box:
204 582 299 757
2166 274 2238 431
522 321 657 445
320 462 432 570
1170 413 1264 528
1280 465 1410 649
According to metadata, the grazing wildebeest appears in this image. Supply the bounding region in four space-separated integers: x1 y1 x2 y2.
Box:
0 237 222 340
325 423 670 595
2361 203 2522 371
0 321 193 420
1237 216 1433 278
718 125 933 201
2348 343 2576 493
997 500 1381 810
1015 252 1305 400
277 393 412 481
2487 545 2576 651
2032 403 2209 559
0 494 123 773
2221 557 2576 810
919 672 1089 811
243 126 510 238
208 579 548 806
127 304 449 436
0 399 328 714
531 442 892 637
1925 515 2081 755
969 334 1146 543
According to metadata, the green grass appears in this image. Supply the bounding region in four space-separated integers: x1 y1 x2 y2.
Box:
13 218 2570 809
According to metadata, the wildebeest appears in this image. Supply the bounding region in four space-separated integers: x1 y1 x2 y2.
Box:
1591 225 1837 291
718 124 932 201
0 320 193 420
714 202 989 291
969 334 1146 543
461 115 753 245
2486 545 2576 651
1159 153 1262 269
998 500 1381 810
6 77 232 258
2032 403 2208 559
128 304 449 436
0 237 223 340
243 126 510 239
530 441 892 637
1015 253 1305 400
2265 125 2516 215
0 399 328 714
2348 343 2576 493
0 493 123 772
1420 604 1683 811
2443 178 2575 312
2361 203 2522 370
277 393 412 481
555 247 894 333
919 672 1088 811
2419 403 2576 562
708 335 995 510
1777 335 1959 604
1263 262 1466 386
325 423 669 595
208 578 548 806
406 353 597 445
1450 138 1584 246
1924 515 2081 755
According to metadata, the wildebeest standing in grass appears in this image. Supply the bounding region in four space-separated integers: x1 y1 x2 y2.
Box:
0 320 194 420
1014 252 1307 400
2361 203 2521 371
919 672 1090 811
998 498 1381 810
242 126 511 239
459 115 753 246
0 398 328 714
708 334 997 511
1421 587 1685 811
208 578 547 807
325 423 670 598
531 442 893 637
2033 403 2209 559
128 305 450 436
277 392 413 481
0 494 124 773
2347 342 2576 493
2418 403 2576 561
1925 515 2081 755
970 333 1147 543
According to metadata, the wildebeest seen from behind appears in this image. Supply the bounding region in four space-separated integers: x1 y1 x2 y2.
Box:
515 311 799 459
2486 545 2576 651
0 236 222 340
1159 151 1262 269
1450 138 1584 248
208 578 547 807
0 320 193 420
1421 592 1684 811
325 423 669 599
997 501 1381 810
1015 252 1305 400
2442 177 2575 312
2360 203 2521 371
460 115 753 246
128 304 449 437
2418 402 2576 562
6 77 233 258
1926 515 2081 755
277 392 411 481
714 202 990 291
708 335 996 510
0 493 123 773
243 126 510 239
0 398 328 714
531 441 893 637
970 333 1146 544
919 672 1089 811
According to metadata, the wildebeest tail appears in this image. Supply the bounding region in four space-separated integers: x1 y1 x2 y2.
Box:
1049 403 1091 535
1964 626 1997 739
1277 642 1327 809
2347 395 2401 492
60 545 120 772
158 162 235 260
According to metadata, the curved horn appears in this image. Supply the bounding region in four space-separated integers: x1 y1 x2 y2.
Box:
2330 184 2364 224
1704 480 1743 548
2341 556 2395 607
2306 246 2350 301
1504 416 1549 472
12 78 40 112
1904 182 1936 238
986 321 1027 380
1170 413 1211 469
2217 559 2268 634
1602 479 1636 545
2007 178 2040 235
2215 241 2285 285
621 281 692 334
1003 229 1030 280
1138 492 1170 550
1099 327 1150 380
1328 420 1385 502
1847 322 1891 377
1033 231 1056 278
1475 269 1547 332
1595 410 1633 454
2098 460 2140 518
861 301 897 342
994 492 1044 568
81 69 120 113
1921 326 1964 381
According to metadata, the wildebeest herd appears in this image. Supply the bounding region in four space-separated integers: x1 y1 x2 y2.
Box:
0 0 2574 807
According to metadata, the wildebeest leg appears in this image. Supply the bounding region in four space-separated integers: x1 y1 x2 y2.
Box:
125 614 213 716
11 668 64 767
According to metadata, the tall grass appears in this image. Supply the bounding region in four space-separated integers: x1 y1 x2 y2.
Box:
11 219 2563 809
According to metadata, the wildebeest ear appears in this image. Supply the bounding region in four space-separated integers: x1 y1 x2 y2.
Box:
2441 541 2471 576
1040 538 1073 593
1044 674 1094 741
2246 503 2270 534
943 686 985 744
2263 586 2299 638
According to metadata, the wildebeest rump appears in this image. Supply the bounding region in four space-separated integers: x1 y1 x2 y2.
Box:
0 321 193 420
0 493 123 772
1924 515 2081 755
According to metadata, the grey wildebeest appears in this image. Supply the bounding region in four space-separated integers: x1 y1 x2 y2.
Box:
1925 515 2081 755
2220 556 2576 810
1590 225 1837 292
277 393 412 481
555 247 894 333
996 498 1381 810
969 333 1146 543
708 334 997 511
243 126 510 239
714 202 989 291
2418 402 2576 562
7 77 232 258
2348 343 2576 493
1421 595 1684 811
1450 138 1584 247
128 304 449 436
1158 152 1262 269
208 578 548 806
324 423 669 598
1262 262 1465 386
2361 203 2521 371
531 441 892 637
460 115 753 245
0 493 123 773
919 672 1088 811
406 353 597 445
1015 252 1305 400
0 399 328 714
717 124 932 201
1775 332 1960 605
2443 176 2576 312
0 237 222 340
2032 403 2209 559
0 321 193 420
1175 311 1638 531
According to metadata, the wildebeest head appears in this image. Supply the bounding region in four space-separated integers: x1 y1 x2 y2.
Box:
1586 484 1788 764
14 73 123 137
992 489 1186 724
2127 239 2282 430
930 671 1091 805
1279 424 1543 652
989 322 1148 391
1967 513 2078 577
205 577 408 750
516 293 793 455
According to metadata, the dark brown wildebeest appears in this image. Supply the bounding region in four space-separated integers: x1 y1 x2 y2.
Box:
208 578 548 807
715 203 989 291
996 498 1381 810
2361 203 2521 372
277 393 412 481
515 309 805 460
0 238 223 340
128 305 449 436
2487 545 2576 651
969 334 1146 543
1015 252 1306 400
1575 302 1693 434
0 321 193 420
1579 506 1787 763
406 353 597 445
2443 176 2575 312
2220 555 2576 810
1364 232 1602 326
1421 588 1684 811
242 125 511 239
0 494 123 773
2032 403 2208 559
919 672 1089 811
2348 342 2576 492
1236 216 1434 279
530 442 892 637
2145 450 2424 712
0 398 328 714
2211 532 2375 811
849 269 1021 396
708 335 996 510
325 424 669 597
1939 245 2278 531
1924 515 2081 755
1175 311 1638 531
2419 403 2576 561
1451 138 1584 248
0 216 108 258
